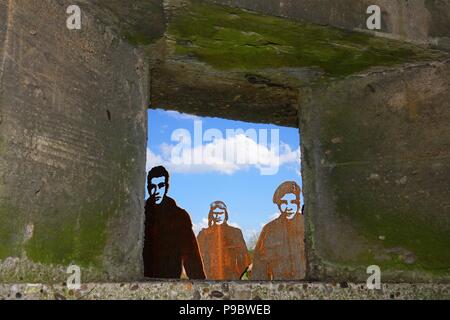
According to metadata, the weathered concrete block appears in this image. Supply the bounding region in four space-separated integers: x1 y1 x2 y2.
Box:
300 60 450 283
154 0 446 127
0 0 152 282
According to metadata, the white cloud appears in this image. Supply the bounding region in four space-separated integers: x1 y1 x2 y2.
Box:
146 149 164 171
193 218 209 236
165 110 201 121
146 133 301 175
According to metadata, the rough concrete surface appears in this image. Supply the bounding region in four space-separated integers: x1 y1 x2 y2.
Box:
301 60 450 283
152 0 447 127
0 281 448 300
0 0 151 282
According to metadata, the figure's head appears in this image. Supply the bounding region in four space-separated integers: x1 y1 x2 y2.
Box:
273 181 301 220
147 166 169 205
208 201 228 227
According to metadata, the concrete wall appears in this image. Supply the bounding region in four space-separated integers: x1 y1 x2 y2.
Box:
0 0 448 285
0 0 149 282
208 0 450 49
300 60 450 283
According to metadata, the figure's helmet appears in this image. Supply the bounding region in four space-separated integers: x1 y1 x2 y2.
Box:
208 201 229 227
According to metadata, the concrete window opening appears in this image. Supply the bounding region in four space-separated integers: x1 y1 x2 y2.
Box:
1 0 449 299
144 109 305 280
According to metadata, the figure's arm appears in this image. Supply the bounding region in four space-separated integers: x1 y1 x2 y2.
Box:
181 215 206 280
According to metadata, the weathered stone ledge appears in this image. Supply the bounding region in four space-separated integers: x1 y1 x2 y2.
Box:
1 282 448 300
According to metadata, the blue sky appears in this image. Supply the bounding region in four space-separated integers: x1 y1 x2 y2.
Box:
146 109 301 246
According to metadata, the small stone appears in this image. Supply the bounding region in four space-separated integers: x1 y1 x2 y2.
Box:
331 137 343 144
130 284 139 291
210 290 224 298
339 282 349 288
54 292 66 300
368 173 381 181
192 290 201 300
221 283 229 292
395 176 408 185
379 235 386 240
403 253 417 265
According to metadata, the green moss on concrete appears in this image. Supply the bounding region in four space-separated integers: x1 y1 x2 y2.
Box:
168 1 445 76
0 256 111 283
332 166 450 271
25 203 110 269
126 30 157 46
0 202 23 259
317 88 450 275
23 106 144 271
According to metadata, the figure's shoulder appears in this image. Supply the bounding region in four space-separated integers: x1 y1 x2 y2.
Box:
197 227 209 237
265 215 280 229
260 215 283 235
178 209 192 227
226 224 243 235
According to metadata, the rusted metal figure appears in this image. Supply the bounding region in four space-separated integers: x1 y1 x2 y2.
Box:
251 181 306 280
197 201 251 280
143 166 206 279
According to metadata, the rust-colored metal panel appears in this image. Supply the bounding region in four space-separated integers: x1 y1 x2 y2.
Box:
197 201 251 280
143 166 206 279
251 181 306 280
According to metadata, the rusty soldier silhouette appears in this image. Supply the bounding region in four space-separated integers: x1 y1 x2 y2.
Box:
143 166 205 279
252 181 306 280
197 201 251 280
